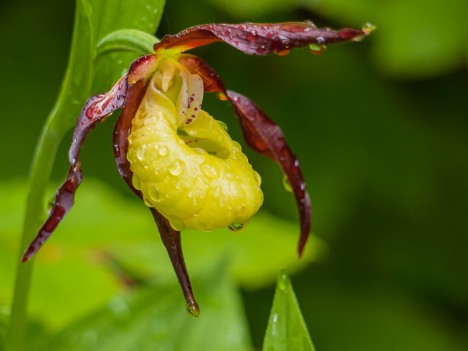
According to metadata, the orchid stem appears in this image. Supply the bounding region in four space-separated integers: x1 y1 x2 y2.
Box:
5 124 63 351
5 1 94 349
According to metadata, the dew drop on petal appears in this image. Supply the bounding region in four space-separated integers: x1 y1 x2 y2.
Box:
148 185 161 202
217 120 228 131
169 160 185 176
254 171 262 185
158 145 169 157
201 163 218 178
246 30 257 42
136 147 146 161
132 174 142 190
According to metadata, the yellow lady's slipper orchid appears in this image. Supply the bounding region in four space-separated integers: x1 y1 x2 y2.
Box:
23 21 372 315
127 56 263 232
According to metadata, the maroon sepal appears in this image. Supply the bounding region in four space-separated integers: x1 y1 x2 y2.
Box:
179 55 311 256
155 21 368 56
226 91 311 256
22 76 127 262
113 55 199 316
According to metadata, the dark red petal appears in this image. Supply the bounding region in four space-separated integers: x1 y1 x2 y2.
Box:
151 209 199 317
226 91 312 256
22 76 127 262
178 55 226 94
113 54 199 316
155 22 368 55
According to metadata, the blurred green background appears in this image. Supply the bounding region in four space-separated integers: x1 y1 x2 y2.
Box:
1 0 468 350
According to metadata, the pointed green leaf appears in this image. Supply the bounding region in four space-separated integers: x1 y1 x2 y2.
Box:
263 272 315 351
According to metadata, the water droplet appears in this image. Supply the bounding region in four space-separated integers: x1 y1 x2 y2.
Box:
254 171 262 185
47 196 55 214
246 30 257 42
169 160 185 176
275 49 290 56
362 22 376 35
136 147 146 161
187 303 200 317
148 185 161 202
132 174 142 190
256 45 267 54
308 43 326 55
194 176 209 191
217 92 228 101
217 120 228 131
158 145 169 156
201 163 218 178
283 175 293 192
228 223 246 232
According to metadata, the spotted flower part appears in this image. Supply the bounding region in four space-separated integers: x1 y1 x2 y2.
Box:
23 21 372 316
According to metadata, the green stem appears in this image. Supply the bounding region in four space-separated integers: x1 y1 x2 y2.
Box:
5 0 157 346
5 124 62 351
5 1 94 350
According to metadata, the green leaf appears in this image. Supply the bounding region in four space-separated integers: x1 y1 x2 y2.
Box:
89 0 166 93
0 305 7 351
48 0 94 132
37 262 251 351
263 272 315 351
300 0 468 77
207 0 293 17
1 180 322 329
96 29 158 58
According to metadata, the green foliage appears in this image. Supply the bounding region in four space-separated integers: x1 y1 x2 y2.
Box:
263 272 315 351
2 0 468 350
35 263 251 351
0 182 317 350
0 181 321 330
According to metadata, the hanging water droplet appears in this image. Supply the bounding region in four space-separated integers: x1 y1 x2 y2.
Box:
362 22 376 35
283 175 293 192
275 49 290 56
169 160 185 176
186 303 200 317
201 163 218 178
228 222 246 232
308 43 326 55
158 145 169 156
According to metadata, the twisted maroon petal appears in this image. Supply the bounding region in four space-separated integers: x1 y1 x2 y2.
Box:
113 54 199 316
155 21 368 55
226 91 312 256
179 55 311 256
22 76 127 262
